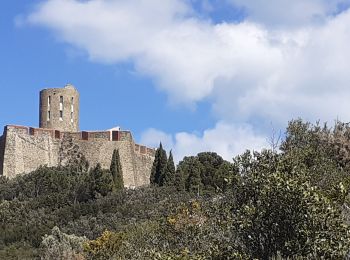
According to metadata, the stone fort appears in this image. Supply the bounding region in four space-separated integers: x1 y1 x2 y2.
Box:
0 84 155 188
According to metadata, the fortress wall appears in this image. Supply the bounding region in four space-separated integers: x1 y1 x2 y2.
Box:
57 130 128 142
0 133 5 176
119 131 132 141
2 126 28 178
87 131 110 141
29 127 55 138
0 126 155 188
63 132 81 140
133 144 155 186
73 139 153 188
134 153 153 187
2 126 60 178
1 86 155 183
134 144 156 157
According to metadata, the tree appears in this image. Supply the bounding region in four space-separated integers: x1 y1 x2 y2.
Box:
150 143 167 186
88 163 113 198
232 150 350 259
177 156 203 193
197 152 224 191
280 119 350 204
174 168 186 191
68 153 89 174
110 149 124 191
41 226 87 260
213 161 236 192
175 152 232 193
163 150 176 186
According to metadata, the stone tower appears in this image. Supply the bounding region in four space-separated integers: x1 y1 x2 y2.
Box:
39 84 79 132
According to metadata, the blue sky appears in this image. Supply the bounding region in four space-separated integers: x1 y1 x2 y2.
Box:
0 1 214 136
1 0 350 161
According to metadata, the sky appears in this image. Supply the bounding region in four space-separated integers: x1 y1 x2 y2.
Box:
1 0 350 162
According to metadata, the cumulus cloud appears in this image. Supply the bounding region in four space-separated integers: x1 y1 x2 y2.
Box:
141 122 268 162
27 0 284 104
211 10 350 125
26 0 350 121
24 0 350 158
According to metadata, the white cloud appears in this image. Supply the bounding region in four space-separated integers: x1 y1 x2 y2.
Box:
24 0 350 158
27 0 283 104
141 122 268 162
211 10 350 125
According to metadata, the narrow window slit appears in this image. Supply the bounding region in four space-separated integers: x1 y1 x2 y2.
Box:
59 96 64 120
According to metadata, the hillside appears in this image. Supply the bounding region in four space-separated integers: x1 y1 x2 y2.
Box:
1 119 350 259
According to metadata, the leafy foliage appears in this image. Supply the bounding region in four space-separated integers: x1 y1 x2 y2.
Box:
84 230 126 259
176 152 236 193
41 226 87 260
1 119 350 259
233 150 350 259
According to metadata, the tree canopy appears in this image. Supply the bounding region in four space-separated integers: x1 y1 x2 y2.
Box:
1 119 350 259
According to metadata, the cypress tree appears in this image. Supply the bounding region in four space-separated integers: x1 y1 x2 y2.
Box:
150 143 168 186
163 150 176 186
150 145 160 185
110 149 124 191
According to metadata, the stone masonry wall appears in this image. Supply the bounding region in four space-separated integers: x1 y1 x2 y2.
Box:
1 126 60 179
0 125 155 188
39 85 80 132
134 153 155 186
0 133 5 176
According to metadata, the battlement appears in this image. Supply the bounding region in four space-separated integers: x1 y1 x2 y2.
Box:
134 143 156 157
3 125 156 157
0 85 155 187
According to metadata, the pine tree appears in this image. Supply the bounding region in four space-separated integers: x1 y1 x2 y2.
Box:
184 157 203 194
89 163 113 197
110 149 124 191
174 168 186 191
163 150 176 186
150 143 168 186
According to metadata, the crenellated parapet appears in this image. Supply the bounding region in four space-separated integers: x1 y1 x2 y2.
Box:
0 124 155 186
0 85 155 188
2 125 156 157
4 125 155 156
134 143 156 157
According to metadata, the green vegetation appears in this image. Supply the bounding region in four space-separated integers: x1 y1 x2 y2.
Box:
163 150 176 186
1 119 350 259
110 149 124 191
150 143 168 186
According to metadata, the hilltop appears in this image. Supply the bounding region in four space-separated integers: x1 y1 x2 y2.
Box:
1 119 350 259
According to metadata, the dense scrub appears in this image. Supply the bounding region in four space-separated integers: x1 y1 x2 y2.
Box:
1 119 350 259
